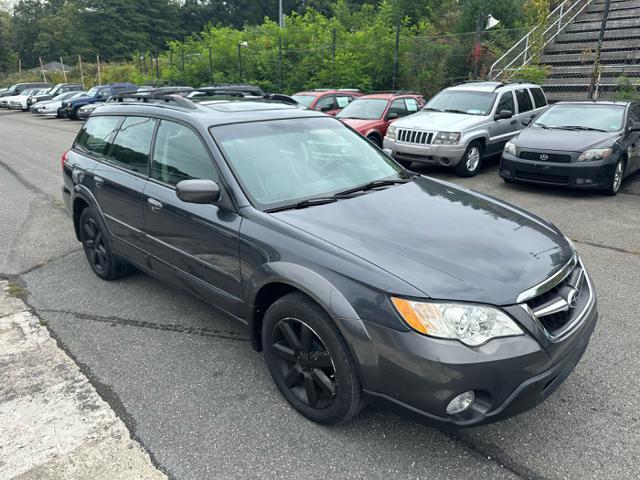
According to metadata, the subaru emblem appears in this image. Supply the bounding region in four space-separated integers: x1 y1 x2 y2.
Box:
539 154 549 160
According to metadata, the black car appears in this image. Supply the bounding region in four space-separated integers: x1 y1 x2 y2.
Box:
61 91 597 426
500 101 640 195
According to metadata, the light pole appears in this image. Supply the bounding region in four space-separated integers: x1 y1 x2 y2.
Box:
237 41 248 82
279 0 284 28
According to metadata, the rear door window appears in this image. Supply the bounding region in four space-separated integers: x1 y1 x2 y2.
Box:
530 88 547 108
75 115 123 158
151 120 218 186
106 116 156 175
515 89 533 113
336 96 351 108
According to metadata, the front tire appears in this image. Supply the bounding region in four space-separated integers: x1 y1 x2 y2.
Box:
454 141 483 177
262 292 364 424
602 158 625 196
367 133 382 148
79 208 131 280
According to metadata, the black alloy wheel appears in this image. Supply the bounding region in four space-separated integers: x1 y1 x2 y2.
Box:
270 318 337 410
262 292 364 424
79 208 131 280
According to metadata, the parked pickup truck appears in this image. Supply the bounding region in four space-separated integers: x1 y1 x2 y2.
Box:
63 83 138 119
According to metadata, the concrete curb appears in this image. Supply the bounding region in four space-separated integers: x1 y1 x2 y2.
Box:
0 281 167 480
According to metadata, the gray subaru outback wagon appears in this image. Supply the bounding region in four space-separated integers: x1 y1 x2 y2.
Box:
61 89 596 426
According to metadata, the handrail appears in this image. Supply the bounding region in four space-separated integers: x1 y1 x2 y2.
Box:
490 0 594 79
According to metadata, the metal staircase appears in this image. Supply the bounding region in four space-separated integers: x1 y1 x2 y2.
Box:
490 0 640 101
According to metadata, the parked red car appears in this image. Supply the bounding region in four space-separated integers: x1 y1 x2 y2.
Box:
336 92 424 147
291 89 362 116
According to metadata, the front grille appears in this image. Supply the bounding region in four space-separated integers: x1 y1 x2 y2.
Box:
520 151 572 163
515 171 569 185
525 262 591 339
397 129 433 145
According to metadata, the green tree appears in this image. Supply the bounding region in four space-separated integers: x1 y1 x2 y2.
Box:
0 2 17 75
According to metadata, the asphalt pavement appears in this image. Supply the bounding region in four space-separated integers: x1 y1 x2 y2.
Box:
1 109 639 480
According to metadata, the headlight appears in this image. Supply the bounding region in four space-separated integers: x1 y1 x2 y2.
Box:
391 298 523 346
386 125 397 139
32 98 38 103
433 132 461 145
577 148 612 162
504 141 517 156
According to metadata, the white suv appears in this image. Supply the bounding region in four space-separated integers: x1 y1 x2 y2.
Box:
383 81 548 176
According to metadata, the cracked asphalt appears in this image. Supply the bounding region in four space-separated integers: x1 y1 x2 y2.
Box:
1 109 639 479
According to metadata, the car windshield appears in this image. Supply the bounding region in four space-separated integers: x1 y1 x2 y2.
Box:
424 90 496 116
6 85 17 93
86 87 100 96
337 98 388 120
212 117 408 210
291 95 316 107
533 104 625 132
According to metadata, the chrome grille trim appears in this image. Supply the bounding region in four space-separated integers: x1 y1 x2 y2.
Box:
519 258 595 343
397 128 434 145
516 252 578 303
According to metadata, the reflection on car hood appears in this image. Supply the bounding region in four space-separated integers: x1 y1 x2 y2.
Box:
391 111 487 131
514 127 619 152
340 118 381 132
275 177 572 305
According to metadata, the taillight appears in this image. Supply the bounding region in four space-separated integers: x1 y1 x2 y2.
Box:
61 149 70 169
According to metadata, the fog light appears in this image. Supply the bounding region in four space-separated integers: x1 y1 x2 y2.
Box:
446 391 475 415
501 168 511 177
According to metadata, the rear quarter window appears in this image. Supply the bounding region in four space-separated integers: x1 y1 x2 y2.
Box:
74 115 123 158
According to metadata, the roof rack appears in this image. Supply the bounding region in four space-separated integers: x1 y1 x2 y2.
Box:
111 91 197 109
195 84 265 97
368 90 423 96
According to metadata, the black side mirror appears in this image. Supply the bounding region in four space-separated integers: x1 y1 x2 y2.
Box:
629 122 640 133
386 111 399 120
319 105 333 112
521 118 532 126
494 109 513 120
176 179 220 204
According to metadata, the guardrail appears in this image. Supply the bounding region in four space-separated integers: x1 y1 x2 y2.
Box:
489 0 594 79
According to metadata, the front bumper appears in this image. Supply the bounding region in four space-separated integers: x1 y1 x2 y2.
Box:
340 295 597 427
500 152 617 189
383 136 467 167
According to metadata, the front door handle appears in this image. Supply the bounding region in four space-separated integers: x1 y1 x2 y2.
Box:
147 198 163 212
510 120 517 125
94 176 104 188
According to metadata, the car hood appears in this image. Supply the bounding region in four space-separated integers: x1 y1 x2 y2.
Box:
514 127 619 152
340 118 381 132
392 111 486 131
274 177 572 305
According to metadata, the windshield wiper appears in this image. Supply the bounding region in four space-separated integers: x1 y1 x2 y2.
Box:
533 122 550 129
444 109 471 115
264 196 340 213
334 178 410 196
555 125 608 132
422 107 441 112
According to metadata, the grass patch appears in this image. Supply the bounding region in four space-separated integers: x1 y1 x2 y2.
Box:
6 282 27 299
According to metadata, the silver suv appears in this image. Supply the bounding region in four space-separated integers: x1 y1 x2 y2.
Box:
383 81 548 176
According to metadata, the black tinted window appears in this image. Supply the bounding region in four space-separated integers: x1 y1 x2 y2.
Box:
151 120 218 186
315 95 337 110
530 88 547 108
496 92 515 114
75 115 122 158
107 116 156 175
516 89 533 113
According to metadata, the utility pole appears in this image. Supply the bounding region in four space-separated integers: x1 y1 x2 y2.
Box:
392 23 400 90
38 57 47 82
78 55 85 89
238 42 243 81
589 0 611 100
18 58 21 80
208 47 214 84
279 0 284 28
96 54 102 84
278 35 283 90
60 57 67 82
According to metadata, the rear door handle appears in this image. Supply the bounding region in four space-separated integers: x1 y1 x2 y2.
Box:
147 198 163 212
94 176 104 188
510 120 517 125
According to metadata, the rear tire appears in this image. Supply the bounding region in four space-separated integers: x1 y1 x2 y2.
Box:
602 158 624 196
454 141 483 177
262 292 364 424
79 208 131 280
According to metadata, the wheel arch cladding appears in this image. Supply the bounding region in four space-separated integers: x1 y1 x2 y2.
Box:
72 197 90 241
247 262 360 351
